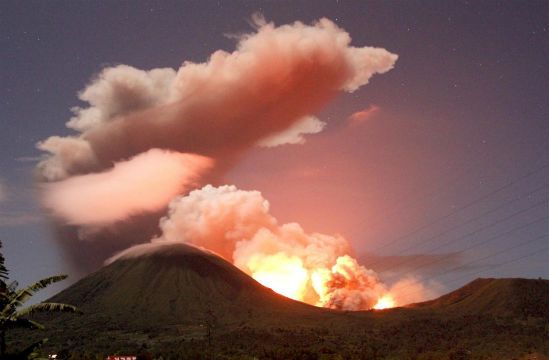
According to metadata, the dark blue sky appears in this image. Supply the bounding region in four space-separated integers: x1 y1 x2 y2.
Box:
1 0 547 301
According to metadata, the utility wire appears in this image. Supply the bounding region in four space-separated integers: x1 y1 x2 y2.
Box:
366 183 547 266
444 246 549 287
389 233 548 300
377 213 548 279
396 242 549 304
430 234 548 280
367 198 548 271
370 162 549 255
362 131 549 238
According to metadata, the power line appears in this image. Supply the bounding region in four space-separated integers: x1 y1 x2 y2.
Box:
378 213 548 279
370 162 549 255
370 183 547 262
430 234 548 280
396 242 549 304
362 131 549 238
394 232 548 295
445 246 549 286
367 198 548 271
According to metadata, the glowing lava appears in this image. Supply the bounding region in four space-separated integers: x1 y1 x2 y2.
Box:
248 253 309 301
373 295 396 310
149 185 412 311
247 251 399 310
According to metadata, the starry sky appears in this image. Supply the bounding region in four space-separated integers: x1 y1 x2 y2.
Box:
1 0 548 301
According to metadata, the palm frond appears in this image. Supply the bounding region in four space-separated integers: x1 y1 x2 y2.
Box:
4 317 45 330
16 302 82 317
23 275 68 294
7 275 68 309
0 240 9 282
7 281 18 292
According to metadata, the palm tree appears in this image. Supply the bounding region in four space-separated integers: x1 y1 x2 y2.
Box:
0 241 81 357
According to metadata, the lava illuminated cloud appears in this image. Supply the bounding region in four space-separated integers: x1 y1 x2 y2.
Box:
37 17 435 309
372 295 396 310
112 185 435 310
347 105 380 127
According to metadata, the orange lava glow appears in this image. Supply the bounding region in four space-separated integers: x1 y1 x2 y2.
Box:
248 253 309 301
373 295 396 310
247 252 399 310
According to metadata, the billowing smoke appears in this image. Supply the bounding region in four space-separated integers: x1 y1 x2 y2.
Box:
41 149 212 225
257 116 326 148
38 17 397 183
347 105 380 127
34 17 426 308
110 185 432 310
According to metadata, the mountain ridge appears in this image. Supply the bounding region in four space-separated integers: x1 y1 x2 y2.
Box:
410 277 549 318
11 242 549 359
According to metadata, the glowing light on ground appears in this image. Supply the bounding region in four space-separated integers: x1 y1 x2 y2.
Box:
373 295 396 310
248 253 309 301
247 251 399 310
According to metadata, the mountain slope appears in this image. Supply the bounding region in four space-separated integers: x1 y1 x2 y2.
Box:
45 242 325 327
410 277 549 318
11 244 549 358
15 242 337 353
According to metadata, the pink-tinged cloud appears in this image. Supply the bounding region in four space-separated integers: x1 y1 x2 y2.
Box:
113 184 437 310
347 105 380 127
256 116 326 148
37 18 397 181
41 149 213 225
113 185 373 309
36 17 398 273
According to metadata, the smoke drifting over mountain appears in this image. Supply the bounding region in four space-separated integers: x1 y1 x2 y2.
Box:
34 17 423 309
112 185 433 309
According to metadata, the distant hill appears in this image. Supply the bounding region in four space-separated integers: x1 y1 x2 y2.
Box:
12 243 549 359
410 277 549 318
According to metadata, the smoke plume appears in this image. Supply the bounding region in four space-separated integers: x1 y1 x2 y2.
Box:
110 185 432 310
38 17 396 182
257 116 326 147
42 149 212 225
36 17 419 309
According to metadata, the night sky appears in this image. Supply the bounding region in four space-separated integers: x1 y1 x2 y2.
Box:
1 0 548 302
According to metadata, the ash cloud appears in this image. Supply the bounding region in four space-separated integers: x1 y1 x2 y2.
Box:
114 185 434 310
38 17 397 182
347 105 380 127
42 149 212 225
257 116 326 147
359 252 464 275
37 17 398 274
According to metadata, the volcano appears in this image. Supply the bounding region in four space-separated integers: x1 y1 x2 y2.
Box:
40 242 327 326
13 243 549 359
15 243 338 354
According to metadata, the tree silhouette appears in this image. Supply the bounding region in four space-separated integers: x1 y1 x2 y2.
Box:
0 240 81 357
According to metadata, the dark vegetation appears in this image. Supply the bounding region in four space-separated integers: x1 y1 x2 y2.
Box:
0 241 80 359
11 243 549 360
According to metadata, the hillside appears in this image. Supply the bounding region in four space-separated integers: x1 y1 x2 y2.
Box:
14 243 343 354
43 242 324 328
12 243 549 359
411 277 549 318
